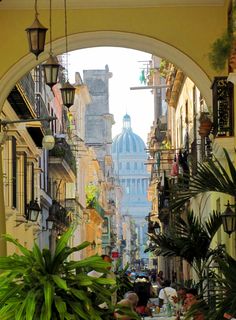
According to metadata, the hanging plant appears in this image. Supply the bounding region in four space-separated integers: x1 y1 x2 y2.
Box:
85 184 100 208
209 31 234 71
209 0 236 71
159 59 169 78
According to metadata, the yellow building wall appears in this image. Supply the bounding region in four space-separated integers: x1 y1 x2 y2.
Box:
0 1 234 257
0 1 231 110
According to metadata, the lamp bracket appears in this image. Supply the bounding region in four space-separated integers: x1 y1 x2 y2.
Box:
0 116 57 127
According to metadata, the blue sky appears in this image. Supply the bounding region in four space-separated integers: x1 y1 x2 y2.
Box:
68 47 154 143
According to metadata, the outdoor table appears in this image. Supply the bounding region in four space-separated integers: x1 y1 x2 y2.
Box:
144 316 183 320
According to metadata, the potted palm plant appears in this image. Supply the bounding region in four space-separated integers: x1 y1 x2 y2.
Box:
165 148 236 319
147 210 223 294
0 227 116 320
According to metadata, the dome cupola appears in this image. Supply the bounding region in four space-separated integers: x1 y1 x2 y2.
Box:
112 114 146 154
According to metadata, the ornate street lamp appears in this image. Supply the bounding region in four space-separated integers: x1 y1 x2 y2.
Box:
46 200 58 230
60 81 76 109
25 0 48 59
153 221 161 235
43 55 60 89
42 0 60 88
222 201 236 237
60 0 75 109
27 199 41 222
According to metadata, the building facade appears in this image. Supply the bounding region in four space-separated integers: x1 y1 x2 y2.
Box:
83 66 119 256
112 114 151 268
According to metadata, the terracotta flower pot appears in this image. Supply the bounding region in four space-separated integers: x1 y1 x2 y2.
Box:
198 113 212 137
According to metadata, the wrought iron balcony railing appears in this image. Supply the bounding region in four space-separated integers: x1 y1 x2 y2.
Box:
35 93 51 129
18 72 35 110
49 137 76 174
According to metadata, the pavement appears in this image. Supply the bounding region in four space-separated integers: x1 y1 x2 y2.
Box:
144 317 179 319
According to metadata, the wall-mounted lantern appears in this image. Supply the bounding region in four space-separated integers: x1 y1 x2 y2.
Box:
27 199 41 222
222 201 236 237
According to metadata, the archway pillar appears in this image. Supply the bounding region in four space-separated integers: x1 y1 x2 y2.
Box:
0 148 6 256
227 72 236 146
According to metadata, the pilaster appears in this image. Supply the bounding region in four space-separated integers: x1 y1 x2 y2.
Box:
227 72 236 147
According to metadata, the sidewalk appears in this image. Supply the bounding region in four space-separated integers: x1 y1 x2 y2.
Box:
144 317 177 319
144 317 181 320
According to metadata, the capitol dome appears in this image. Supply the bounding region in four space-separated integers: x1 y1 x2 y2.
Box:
112 114 146 154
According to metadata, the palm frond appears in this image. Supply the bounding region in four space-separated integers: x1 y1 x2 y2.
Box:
171 149 236 210
147 211 223 281
210 254 236 319
204 210 222 238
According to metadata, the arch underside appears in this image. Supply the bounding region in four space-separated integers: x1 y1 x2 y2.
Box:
0 31 211 109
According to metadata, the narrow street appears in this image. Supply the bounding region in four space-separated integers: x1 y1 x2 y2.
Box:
0 0 236 319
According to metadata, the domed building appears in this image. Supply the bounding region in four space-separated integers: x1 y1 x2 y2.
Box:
112 114 151 267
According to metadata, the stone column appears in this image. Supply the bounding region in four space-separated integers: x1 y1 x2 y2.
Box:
0 147 6 256
227 71 236 258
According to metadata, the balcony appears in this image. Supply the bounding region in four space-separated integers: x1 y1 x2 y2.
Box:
18 73 35 109
106 199 116 215
35 93 51 131
7 72 45 147
7 73 35 119
49 137 76 181
86 200 105 219
49 200 71 232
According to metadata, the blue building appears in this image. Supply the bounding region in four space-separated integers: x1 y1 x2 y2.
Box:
112 114 151 267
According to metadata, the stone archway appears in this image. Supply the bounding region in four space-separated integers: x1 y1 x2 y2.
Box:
0 30 213 256
0 31 211 110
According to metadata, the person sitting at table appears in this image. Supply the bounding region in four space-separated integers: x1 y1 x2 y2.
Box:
114 298 139 320
158 279 177 308
133 275 153 316
124 291 139 309
183 288 208 320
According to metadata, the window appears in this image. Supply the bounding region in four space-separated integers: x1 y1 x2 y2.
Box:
126 179 130 194
102 217 109 234
126 162 130 170
134 162 137 170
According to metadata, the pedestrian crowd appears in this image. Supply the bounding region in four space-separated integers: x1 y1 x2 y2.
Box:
113 268 207 319
90 256 207 319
